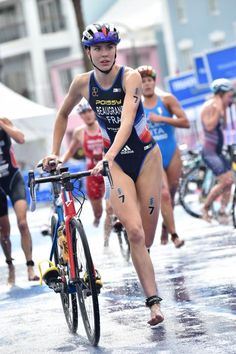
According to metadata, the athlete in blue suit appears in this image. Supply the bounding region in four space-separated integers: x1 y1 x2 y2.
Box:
139 66 189 248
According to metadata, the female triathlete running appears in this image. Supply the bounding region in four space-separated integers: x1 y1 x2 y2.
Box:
43 23 164 326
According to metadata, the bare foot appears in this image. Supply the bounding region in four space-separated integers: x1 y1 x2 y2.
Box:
202 207 212 223
218 211 229 225
93 218 100 227
172 237 185 248
104 237 109 247
171 233 185 248
8 264 15 287
161 224 168 245
27 266 40 281
148 304 164 326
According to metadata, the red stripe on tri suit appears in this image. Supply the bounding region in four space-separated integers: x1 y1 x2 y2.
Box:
9 147 19 168
139 126 153 143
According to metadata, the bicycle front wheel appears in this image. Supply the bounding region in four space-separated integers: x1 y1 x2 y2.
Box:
70 218 100 346
51 214 78 334
117 230 130 261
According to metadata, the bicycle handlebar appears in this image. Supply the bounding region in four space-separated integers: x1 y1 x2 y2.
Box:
28 160 113 212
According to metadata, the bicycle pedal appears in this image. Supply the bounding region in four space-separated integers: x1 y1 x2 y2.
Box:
40 224 51 237
42 266 60 288
48 279 63 293
96 280 103 294
83 270 103 294
113 220 123 233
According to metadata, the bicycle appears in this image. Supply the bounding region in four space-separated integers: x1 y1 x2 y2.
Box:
28 161 113 346
178 148 215 219
179 144 236 225
229 143 236 228
112 217 130 261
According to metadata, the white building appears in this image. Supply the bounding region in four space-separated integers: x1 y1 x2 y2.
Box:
0 0 81 106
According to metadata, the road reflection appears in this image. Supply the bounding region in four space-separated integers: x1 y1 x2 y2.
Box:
167 265 207 339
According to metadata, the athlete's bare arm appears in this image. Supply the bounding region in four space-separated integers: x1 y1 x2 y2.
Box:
52 74 90 157
149 95 190 128
0 117 25 144
201 101 222 131
61 127 84 163
43 73 90 168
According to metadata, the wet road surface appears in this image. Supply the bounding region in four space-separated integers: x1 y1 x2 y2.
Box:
0 203 236 353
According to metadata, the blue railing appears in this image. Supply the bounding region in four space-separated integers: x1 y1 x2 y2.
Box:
7 161 87 208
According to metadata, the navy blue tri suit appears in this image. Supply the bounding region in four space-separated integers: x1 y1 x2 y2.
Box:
88 66 156 182
202 118 230 176
0 128 26 217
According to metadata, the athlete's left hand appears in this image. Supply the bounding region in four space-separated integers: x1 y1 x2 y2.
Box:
149 112 163 123
0 118 8 128
91 158 112 176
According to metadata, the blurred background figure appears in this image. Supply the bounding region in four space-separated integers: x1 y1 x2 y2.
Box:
0 117 39 286
201 78 235 222
138 65 189 248
61 100 113 244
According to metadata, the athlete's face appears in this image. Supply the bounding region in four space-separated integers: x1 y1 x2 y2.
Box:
80 109 96 126
141 76 156 98
87 43 116 71
222 91 234 108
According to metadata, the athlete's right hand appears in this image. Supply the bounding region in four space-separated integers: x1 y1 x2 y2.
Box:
42 154 60 172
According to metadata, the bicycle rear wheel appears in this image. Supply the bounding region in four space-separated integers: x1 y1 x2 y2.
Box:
51 214 78 333
70 218 100 346
179 166 206 218
231 186 236 228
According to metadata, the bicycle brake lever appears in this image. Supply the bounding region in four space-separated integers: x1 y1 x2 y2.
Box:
30 197 36 212
103 161 114 188
28 170 36 211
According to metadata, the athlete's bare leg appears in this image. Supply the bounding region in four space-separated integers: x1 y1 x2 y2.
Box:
215 187 232 224
202 171 233 222
220 188 231 209
161 149 184 248
104 200 113 247
0 214 15 286
166 148 182 207
0 214 11 260
110 146 164 325
90 198 103 226
13 200 39 281
160 172 175 238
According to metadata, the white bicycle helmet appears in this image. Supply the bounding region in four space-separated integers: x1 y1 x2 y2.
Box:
211 78 234 94
76 99 92 114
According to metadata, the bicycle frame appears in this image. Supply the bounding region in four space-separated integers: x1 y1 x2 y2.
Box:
28 161 113 345
29 160 113 284
48 180 82 283
49 182 64 262
61 188 77 280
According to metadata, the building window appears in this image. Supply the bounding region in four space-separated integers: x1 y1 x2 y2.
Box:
208 0 220 15
181 48 193 70
0 4 26 43
175 0 187 23
178 39 193 70
233 22 236 39
59 69 73 96
37 0 65 34
125 50 150 68
2 54 35 101
212 38 225 48
209 31 225 47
